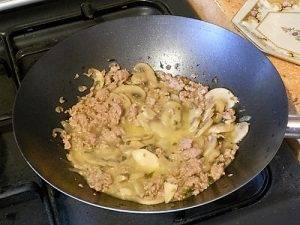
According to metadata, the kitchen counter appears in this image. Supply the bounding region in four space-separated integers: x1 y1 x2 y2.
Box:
188 0 300 158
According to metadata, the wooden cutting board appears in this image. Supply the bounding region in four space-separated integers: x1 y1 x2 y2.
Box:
188 0 300 160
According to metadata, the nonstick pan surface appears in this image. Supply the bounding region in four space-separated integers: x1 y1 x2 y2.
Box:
13 16 288 213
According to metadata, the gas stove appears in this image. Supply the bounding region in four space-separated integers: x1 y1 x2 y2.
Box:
0 1 299 225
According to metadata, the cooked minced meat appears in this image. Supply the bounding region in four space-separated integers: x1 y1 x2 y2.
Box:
57 62 249 205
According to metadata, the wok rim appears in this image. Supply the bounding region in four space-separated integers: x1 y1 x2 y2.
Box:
12 15 288 213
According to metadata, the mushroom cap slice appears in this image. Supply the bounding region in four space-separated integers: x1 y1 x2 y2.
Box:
164 182 178 203
132 149 159 172
205 88 238 109
133 63 158 88
160 101 182 130
114 85 146 102
87 68 105 89
108 92 131 112
231 122 249 143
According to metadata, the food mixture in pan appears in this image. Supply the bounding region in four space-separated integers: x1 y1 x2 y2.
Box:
55 62 249 205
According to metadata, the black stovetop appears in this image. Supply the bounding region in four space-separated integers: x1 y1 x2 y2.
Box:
0 1 299 225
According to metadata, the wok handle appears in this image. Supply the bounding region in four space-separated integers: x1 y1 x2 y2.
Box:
285 115 300 139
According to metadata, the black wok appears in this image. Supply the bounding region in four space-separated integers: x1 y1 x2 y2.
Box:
13 16 296 213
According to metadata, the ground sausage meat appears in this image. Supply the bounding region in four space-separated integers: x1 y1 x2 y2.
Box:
179 138 193 150
57 63 247 204
80 166 113 192
210 163 225 181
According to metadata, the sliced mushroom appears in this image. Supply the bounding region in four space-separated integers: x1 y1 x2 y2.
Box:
135 196 165 205
114 85 146 102
118 93 132 110
213 113 223 123
61 121 72 133
160 101 182 130
203 134 220 162
133 181 146 198
140 105 156 120
122 122 150 139
188 108 202 132
137 106 157 132
87 68 105 89
214 99 226 113
132 63 158 87
132 149 159 172
149 121 170 138
231 122 249 143
189 119 200 133
131 72 147 85
108 93 131 112
195 118 213 137
164 182 178 203
116 174 129 183
68 150 118 168
205 88 238 109
208 123 234 134
137 114 152 133
119 188 133 198
202 99 215 121
126 140 145 149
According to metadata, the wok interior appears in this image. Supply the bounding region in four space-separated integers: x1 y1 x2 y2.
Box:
13 16 288 212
